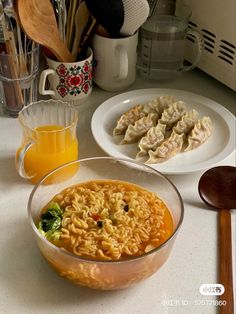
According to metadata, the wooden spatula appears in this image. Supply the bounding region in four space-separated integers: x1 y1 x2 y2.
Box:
72 1 90 60
17 0 75 62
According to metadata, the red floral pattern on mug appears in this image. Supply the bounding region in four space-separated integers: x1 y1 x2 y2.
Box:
56 60 93 97
57 85 69 97
82 82 90 93
56 64 68 77
83 61 90 73
66 74 84 88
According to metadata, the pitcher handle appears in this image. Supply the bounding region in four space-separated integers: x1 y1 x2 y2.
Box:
38 69 56 96
15 141 35 179
181 29 204 72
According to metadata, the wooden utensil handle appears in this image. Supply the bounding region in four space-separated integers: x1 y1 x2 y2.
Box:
219 209 234 314
0 9 24 108
49 39 75 62
1 56 18 110
78 18 97 56
4 37 24 109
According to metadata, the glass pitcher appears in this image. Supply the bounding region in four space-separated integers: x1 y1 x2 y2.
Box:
137 0 204 80
15 100 79 184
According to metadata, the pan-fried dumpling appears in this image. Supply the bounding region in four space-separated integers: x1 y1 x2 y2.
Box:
136 123 166 159
185 116 213 151
121 113 158 144
142 95 176 115
113 104 144 136
173 109 199 135
146 131 185 163
159 101 187 130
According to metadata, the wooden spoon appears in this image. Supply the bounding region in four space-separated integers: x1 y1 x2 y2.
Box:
198 166 236 314
72 1 90 60
17 0 75 62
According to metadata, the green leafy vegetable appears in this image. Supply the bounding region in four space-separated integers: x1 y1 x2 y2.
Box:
44 230 61 242
47 201 63 215
37 202 63 242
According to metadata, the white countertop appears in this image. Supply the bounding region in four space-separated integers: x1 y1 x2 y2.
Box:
0 68 235 314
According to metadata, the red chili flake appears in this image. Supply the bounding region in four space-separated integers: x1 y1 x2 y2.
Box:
91 213 101 221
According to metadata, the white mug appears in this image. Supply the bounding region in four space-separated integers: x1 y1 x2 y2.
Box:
92 32 138 91
39 48 93 103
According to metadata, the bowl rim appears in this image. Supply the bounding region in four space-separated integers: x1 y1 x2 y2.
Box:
28 156 184 264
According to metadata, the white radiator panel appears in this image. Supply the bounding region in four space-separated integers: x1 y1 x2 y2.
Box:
184 0 236 90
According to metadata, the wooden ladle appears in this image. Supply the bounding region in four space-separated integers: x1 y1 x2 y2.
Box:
198 166 236 314
17 0 75 62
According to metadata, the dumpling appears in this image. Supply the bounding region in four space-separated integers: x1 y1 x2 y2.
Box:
142 95 176 115
136 122 166 159
159 101 187 130
121 113 158 144
173 109 199 135
146 131 185 163
113 104 144 136
185 116 213 151
113 95 176 136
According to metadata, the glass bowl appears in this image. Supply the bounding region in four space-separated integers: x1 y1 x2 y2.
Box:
28 157 184 290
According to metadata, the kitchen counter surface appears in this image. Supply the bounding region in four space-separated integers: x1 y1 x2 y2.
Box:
0 68 235 314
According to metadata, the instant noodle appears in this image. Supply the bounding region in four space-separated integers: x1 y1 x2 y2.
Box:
38 180 173 261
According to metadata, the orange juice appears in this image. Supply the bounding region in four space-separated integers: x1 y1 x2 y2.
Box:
23 125 78 184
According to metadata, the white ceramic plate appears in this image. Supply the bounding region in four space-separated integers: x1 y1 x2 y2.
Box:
91 88 235 174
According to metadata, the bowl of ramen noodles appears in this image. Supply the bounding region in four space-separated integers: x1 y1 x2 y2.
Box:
28 157 184 290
